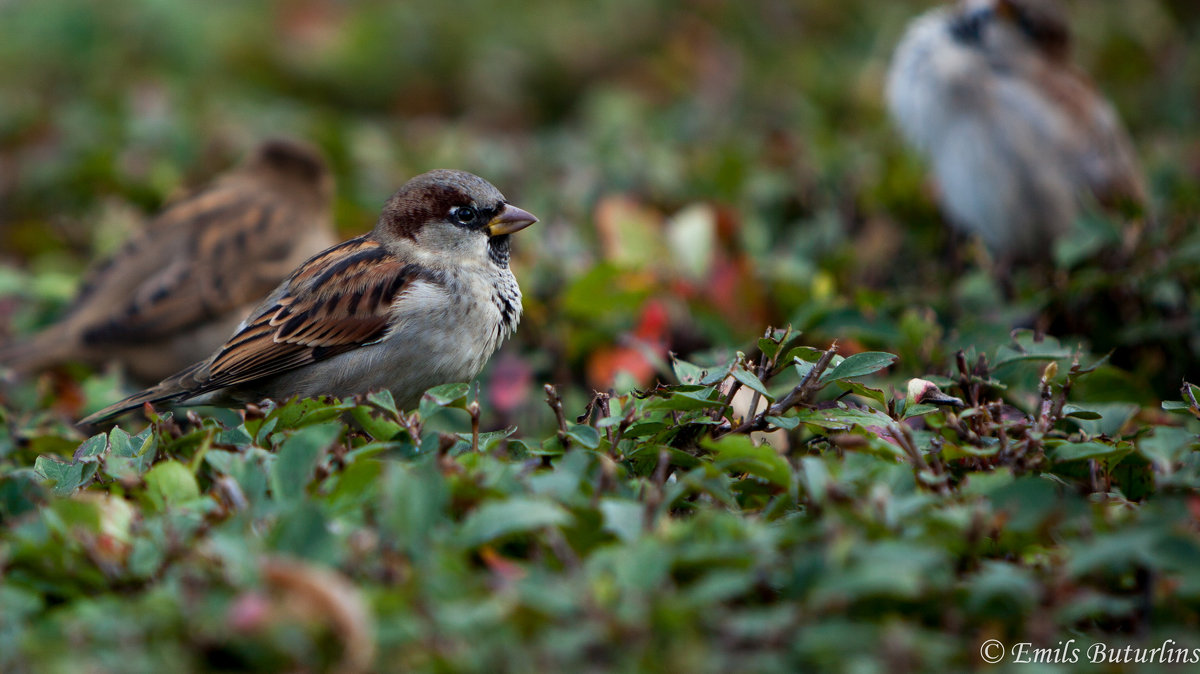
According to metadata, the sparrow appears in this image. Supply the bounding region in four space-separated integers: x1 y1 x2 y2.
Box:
0 138 336 384
80 169 537 424
885 0 1146 261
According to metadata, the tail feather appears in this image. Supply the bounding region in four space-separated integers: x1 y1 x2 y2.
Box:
78 362 209 425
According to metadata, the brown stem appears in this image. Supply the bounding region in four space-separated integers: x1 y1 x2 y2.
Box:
544 383 570 448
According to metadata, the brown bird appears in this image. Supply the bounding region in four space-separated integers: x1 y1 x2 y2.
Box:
0 139 337 384
81 169 537 424
886 0 1146 261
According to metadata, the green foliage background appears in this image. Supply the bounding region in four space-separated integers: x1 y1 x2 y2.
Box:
2 0 1200 671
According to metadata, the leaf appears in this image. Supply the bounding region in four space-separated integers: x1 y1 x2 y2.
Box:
459 498 571 547
1061 405 1102 420
270 423 340 502
368 389 400 416
270 396 356 430
1050 441 1130 463
565 424 601 449
143 461 200 510
730 367 772 400
902 403 939 419
793 406 891 430
644 389 727 411
462 427 519 453
350 405 404 443
1137 427 1198 471
757 337 781 359
799 456 831 504
765 415 800 430
34 455 97 496
108 427 133 458
419 382 471 418
835 380 887 407
72 433 108 463
106 425 159 479
783 346 825 364
819 352 897 383
670 356 706 385
704 435 791 488
599 499 644 543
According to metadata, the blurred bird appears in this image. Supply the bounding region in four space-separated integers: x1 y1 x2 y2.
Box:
81 169 537 424
886 0 1146 261
0 138 337 384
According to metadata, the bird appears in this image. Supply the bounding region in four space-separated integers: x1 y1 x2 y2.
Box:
80 169 537 424
885 0 1146 262
0 138 337 384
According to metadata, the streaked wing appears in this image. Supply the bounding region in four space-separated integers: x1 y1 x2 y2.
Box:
80 183 314 344
194 237 419 392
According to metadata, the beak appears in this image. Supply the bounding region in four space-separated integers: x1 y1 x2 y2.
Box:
907 378 965 408
486 204 538 237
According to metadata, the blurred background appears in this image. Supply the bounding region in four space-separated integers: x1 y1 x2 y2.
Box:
1 0 1198 431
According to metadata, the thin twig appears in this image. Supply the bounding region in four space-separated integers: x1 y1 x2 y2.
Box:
468 400 480 454
544 383 569 448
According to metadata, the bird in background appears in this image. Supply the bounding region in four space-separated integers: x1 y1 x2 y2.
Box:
0 138 337 384
81 169 537 425
886 0 1146 263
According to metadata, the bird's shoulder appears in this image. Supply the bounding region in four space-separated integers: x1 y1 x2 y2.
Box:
197 235 438 391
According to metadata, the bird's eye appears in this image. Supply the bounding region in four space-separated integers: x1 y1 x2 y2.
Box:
949 8 990 44
452 206 477 225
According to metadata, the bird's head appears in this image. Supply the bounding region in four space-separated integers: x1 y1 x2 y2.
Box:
376 169 537 268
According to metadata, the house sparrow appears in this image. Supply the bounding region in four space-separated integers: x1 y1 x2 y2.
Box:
886 0 1146 261
80 169 537 424
0 138 336 383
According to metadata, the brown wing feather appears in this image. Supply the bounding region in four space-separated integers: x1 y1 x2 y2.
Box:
79 182 316 345
193 237 418 393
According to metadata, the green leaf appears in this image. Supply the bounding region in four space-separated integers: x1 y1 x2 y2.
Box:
730 367 772 400
270 423 340 501
793 406 890 430
565 424 601 449
765 415 800 430
819 352 897 383
72 433 108 462
757 337 782 359
644 389 727 412
108 427 133 458
143 461 200 510
705 435 791 488
599 498 644 543
34 455 97 496
419 382 471 418
671 356 706 385
106 425 159 479
459 498 571 547
1050 441 1130 462
835 379 887 407
368 389 400 416
784 346 825 364
1137 427 1198 471
350 405 404 443
902 402 939 419
1061 405 1102 420
426 383 470 406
